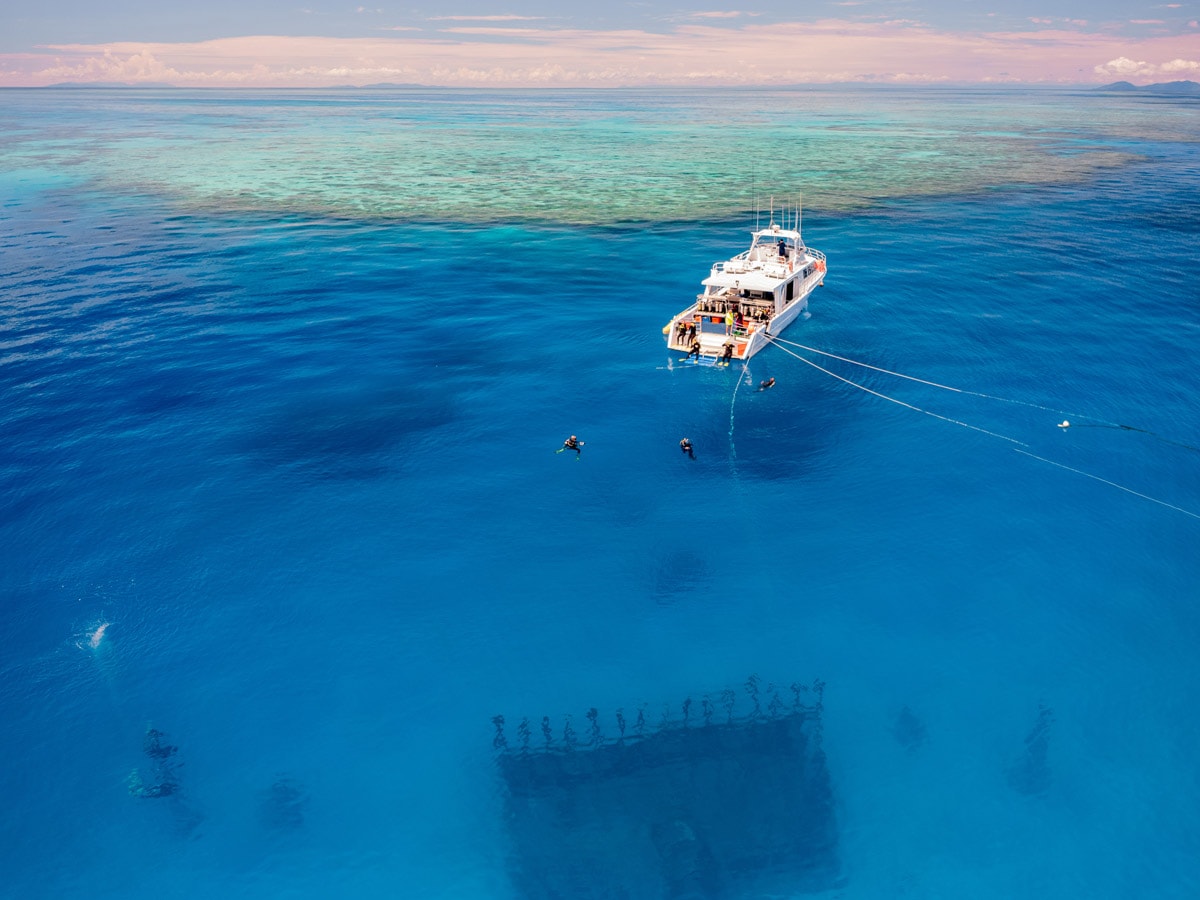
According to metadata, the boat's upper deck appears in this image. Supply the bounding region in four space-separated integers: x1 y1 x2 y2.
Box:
702 225 824 292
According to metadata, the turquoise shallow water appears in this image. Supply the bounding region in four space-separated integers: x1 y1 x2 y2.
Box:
1 87 1199 898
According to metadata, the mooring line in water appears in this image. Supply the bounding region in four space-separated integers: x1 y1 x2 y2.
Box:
1062 423 1200 454
765 337 1028 447
763 336 1198 520
1014 449 1200 521
772 338 1084 415
770 336 1200 454
729 360 750 462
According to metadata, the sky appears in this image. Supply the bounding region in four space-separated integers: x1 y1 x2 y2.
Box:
1 1 1197 87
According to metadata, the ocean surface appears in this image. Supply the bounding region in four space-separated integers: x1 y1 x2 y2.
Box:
2 86 1199 898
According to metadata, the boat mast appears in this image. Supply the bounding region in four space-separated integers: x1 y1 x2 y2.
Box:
753 158 759 231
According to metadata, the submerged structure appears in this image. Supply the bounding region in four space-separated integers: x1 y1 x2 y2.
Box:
258 775 308 830
1007 703 1054 796
128 726 182 799
493 677 838 899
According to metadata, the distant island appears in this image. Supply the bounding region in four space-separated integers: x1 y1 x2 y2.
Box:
1095 80 1199 96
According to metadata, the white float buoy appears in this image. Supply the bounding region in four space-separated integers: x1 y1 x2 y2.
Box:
1058 420 1070 429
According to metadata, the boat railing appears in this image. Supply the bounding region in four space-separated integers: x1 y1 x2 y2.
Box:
717 246 824 278
713 250 754 275
692 303 773 322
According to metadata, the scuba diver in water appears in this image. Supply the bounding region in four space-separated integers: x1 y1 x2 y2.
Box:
759 377 775 391
559 435 584 457
679 437 695 460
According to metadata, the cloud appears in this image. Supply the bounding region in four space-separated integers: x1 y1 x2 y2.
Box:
1029 17 1089 28
690 11 744 18
1095 56 1151 76
1161 57 1200 72
1129 20 1165 25
1094 55 1199 78
6 20 1200 88
428 15 546 21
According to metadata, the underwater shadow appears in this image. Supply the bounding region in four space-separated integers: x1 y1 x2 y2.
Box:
239 383 457 480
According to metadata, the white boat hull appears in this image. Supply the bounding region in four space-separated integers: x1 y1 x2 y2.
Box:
664 253 825 363
665 218 825 363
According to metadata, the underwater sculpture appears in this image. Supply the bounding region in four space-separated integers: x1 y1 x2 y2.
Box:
127 726 204 836
128 726 182 798
493 676 839 899
1006 703 1054 796
890 706 927 751
258 776 308 830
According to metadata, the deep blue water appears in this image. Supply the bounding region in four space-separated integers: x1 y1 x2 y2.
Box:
2 89 1200 898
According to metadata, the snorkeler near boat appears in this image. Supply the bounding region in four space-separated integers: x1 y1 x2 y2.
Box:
557 435 584 458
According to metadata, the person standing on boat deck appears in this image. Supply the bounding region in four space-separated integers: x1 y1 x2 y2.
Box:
679 438 695 460
688 337 701 360
724 309 734 335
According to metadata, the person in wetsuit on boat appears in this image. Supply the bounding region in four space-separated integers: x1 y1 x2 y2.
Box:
687 338 701 360
721 341 734 364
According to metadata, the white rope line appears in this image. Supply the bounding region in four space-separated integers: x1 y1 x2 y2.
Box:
762 336 1197 521
1014 449 1200 521
729 360 750 462
766 336 1029 447
770 336 1114 425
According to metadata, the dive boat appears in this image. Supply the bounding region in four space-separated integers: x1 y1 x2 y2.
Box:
665 212 826 363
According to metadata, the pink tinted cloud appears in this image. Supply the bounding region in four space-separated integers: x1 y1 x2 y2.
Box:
427 15 547 21
1095 55 1200 78
3 20 1198 87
